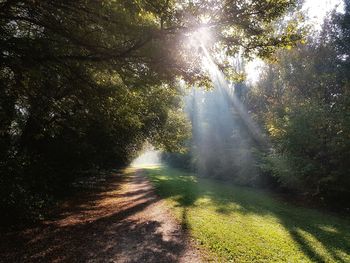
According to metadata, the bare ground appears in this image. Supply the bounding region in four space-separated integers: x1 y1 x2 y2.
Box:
0 168 202 263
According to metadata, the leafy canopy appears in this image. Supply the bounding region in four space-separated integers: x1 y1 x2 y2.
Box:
0 0 300 221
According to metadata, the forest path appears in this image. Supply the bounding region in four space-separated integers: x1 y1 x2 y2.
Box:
0 168 202 263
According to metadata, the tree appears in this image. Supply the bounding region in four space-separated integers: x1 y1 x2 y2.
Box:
248 5 350 202
0 0 300 222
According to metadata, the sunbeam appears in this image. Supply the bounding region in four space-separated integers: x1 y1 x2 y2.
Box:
198 39 269 148
183 30 270 178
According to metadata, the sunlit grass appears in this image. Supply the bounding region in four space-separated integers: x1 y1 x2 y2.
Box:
145 166 350 262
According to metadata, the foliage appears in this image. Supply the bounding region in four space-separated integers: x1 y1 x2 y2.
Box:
146 166 350 262
161 139 194 171
0 0 300 223
162 2 350 205
248 5 350 200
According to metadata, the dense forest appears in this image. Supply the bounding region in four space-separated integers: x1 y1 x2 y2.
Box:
1 0 349 226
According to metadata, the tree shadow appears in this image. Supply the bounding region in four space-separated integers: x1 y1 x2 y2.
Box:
146 167 350 262
210 186 350 262
0 170 189 263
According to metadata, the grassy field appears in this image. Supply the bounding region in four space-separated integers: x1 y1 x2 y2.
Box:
145 166 350 262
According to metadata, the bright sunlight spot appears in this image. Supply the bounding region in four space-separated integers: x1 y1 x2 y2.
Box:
303 0 345 29
186 26 213 50
131 148 161 168
246 58 264 84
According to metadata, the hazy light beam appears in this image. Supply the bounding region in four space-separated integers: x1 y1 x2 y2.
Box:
199 41 269 148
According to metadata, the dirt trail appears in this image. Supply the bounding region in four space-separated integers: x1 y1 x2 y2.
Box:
0 168 202 263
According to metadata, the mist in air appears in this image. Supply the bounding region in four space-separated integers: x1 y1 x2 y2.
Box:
182 46 268 184
131 148 161 168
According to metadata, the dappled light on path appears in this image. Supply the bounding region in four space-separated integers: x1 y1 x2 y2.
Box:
0 168 201 262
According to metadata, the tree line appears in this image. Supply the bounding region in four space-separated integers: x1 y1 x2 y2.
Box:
249 4 350 205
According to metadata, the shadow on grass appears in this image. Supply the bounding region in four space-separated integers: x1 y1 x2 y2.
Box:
146 166 350 262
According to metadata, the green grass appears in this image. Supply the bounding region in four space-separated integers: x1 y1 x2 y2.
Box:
145 166 350 262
